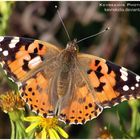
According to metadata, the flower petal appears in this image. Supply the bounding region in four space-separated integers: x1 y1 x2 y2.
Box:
41 128 47 139
23 116 42 122
25 122 40 133
48 128 60 139
55 126 69 138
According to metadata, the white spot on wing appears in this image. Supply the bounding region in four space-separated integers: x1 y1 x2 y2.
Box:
121 75 128 81
122 67 127 72
3 50 8 56
121 96 127 102
0 36 4 42
28 56 42 69
9 37 20 48
135 83 139 87
123 85 129 91
0 48 2 52
131 86 135 90
113 102 119 106
120 67 128 81
9 44 16 48
136 75 140 82
120 67 128 76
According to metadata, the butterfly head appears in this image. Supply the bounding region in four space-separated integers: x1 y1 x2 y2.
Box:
66 39 79 54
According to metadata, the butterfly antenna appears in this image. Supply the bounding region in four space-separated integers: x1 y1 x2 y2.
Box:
55 5 71 41
76 27 110 43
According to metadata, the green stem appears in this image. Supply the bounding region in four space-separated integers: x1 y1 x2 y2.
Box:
16 121 24 139
10 120 15 139
130 108 137 137
9 110 27 139
18 120 25 131
129 100 140 138
17 120 27 138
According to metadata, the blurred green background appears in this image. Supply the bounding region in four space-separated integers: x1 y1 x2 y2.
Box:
0 1 140 139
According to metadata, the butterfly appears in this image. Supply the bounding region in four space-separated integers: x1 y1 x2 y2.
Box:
0 36 140 125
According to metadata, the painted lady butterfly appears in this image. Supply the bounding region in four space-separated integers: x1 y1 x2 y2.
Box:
0 36 140 124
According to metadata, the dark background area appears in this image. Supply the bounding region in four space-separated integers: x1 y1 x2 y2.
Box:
0 1 140 138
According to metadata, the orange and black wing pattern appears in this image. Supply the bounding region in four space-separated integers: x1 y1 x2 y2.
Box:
0 36 60 82
78 54 140 108
0 36 60 117
20 70 58 117
59 83 103 124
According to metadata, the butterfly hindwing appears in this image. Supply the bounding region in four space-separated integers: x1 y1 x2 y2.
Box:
0 36 60 82
59 86 103 124
20 70 58 117
78 54 140 108
59 68 103 124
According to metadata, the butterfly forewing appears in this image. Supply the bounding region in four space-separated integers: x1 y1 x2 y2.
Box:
0 36 60 82
78 53 140 108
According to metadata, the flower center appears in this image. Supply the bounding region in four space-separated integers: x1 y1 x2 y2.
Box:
41 117 58 129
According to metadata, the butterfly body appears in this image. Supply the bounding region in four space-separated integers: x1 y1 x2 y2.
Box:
0 36 140 124
56 40 78 96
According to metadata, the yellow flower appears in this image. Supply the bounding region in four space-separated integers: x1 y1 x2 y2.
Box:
0 92 28 138
0 91 25 113
23 116 69 139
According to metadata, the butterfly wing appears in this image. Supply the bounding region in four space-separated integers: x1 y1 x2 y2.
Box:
59 84 103 124
0 36 61 116
0 36 60 82
59 59 103 125
77 54 140 108
20 68 59 117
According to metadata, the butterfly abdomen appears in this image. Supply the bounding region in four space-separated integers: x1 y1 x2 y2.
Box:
56 47 77 97
57 70 73 98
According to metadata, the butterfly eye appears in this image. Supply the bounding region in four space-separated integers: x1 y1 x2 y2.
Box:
66 41 78 54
